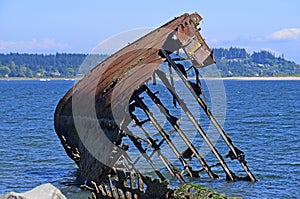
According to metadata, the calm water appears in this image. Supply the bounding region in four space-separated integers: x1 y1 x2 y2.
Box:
0 80 299 198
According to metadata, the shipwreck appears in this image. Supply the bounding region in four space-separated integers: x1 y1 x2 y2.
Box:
54 13 256 198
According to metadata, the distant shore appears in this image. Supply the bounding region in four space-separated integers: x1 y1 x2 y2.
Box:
0 77 80 81
1 76 300 81
211 76 300 81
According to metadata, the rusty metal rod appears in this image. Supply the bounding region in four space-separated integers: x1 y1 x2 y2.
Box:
131 133 172 170
160 48 256 181
139 128 179 178
155 65 235 181
123 127 166 181
119 151 141 174
134 96 196 180
134 97 193 179
168 64 177 107
196 96 257 181
130 88 184 180
129 112 181 180
143 85 218 180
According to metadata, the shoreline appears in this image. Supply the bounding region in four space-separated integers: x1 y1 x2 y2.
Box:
0 77 81 81
1 76 300 81
207 76 300 81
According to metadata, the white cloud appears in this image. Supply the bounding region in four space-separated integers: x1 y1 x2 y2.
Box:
268 28 300 41
254 28 300 42
0 38 70 52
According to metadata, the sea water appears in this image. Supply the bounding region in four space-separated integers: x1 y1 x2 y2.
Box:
0 80 299 198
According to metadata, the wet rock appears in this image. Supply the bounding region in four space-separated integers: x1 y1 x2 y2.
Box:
0 183 66 199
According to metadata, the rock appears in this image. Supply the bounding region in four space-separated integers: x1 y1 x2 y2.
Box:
0 183 66 199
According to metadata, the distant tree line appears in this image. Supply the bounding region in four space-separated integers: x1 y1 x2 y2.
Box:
213 47 249 59
0 53 107 78
212 47 300 77
0 48 299 78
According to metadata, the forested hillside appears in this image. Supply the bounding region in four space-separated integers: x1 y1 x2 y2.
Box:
0 48 299 78
213 47 300 77
0 53 107 78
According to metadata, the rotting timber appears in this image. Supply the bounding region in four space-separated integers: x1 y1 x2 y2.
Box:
54 13 256 198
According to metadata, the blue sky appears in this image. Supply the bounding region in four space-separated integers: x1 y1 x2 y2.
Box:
1 0 300 63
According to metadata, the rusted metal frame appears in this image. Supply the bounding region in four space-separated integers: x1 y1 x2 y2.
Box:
117 155 133 171
181 35 197 48
168 63 177 107
138 126 175 153
129 111 180 179
112 145 150 184
128 130 152 166
142 84 218 180
146 128 181 177
125 135 182 185
131 143 150 165
152 73 157 85
133 96 192 182
137 129 175 178
149 128 176 157
156 71 235 181
194 66 209 108
128 126 172 167
156 55 236 180
145 128 178 171
193 93 257 181
123 127 166 182
133 96 188 182
119 151 142 175
196 97 257 181
161 49 257 181
108 175 121 199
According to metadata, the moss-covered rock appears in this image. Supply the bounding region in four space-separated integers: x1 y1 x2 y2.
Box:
173 183 241 199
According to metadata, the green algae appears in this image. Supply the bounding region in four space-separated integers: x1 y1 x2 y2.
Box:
173 183 242 199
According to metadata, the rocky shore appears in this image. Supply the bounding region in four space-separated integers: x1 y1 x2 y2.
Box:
0 182 241 199
0 183 66 199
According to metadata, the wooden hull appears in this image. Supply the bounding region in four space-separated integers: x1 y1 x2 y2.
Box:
54 13 215 183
